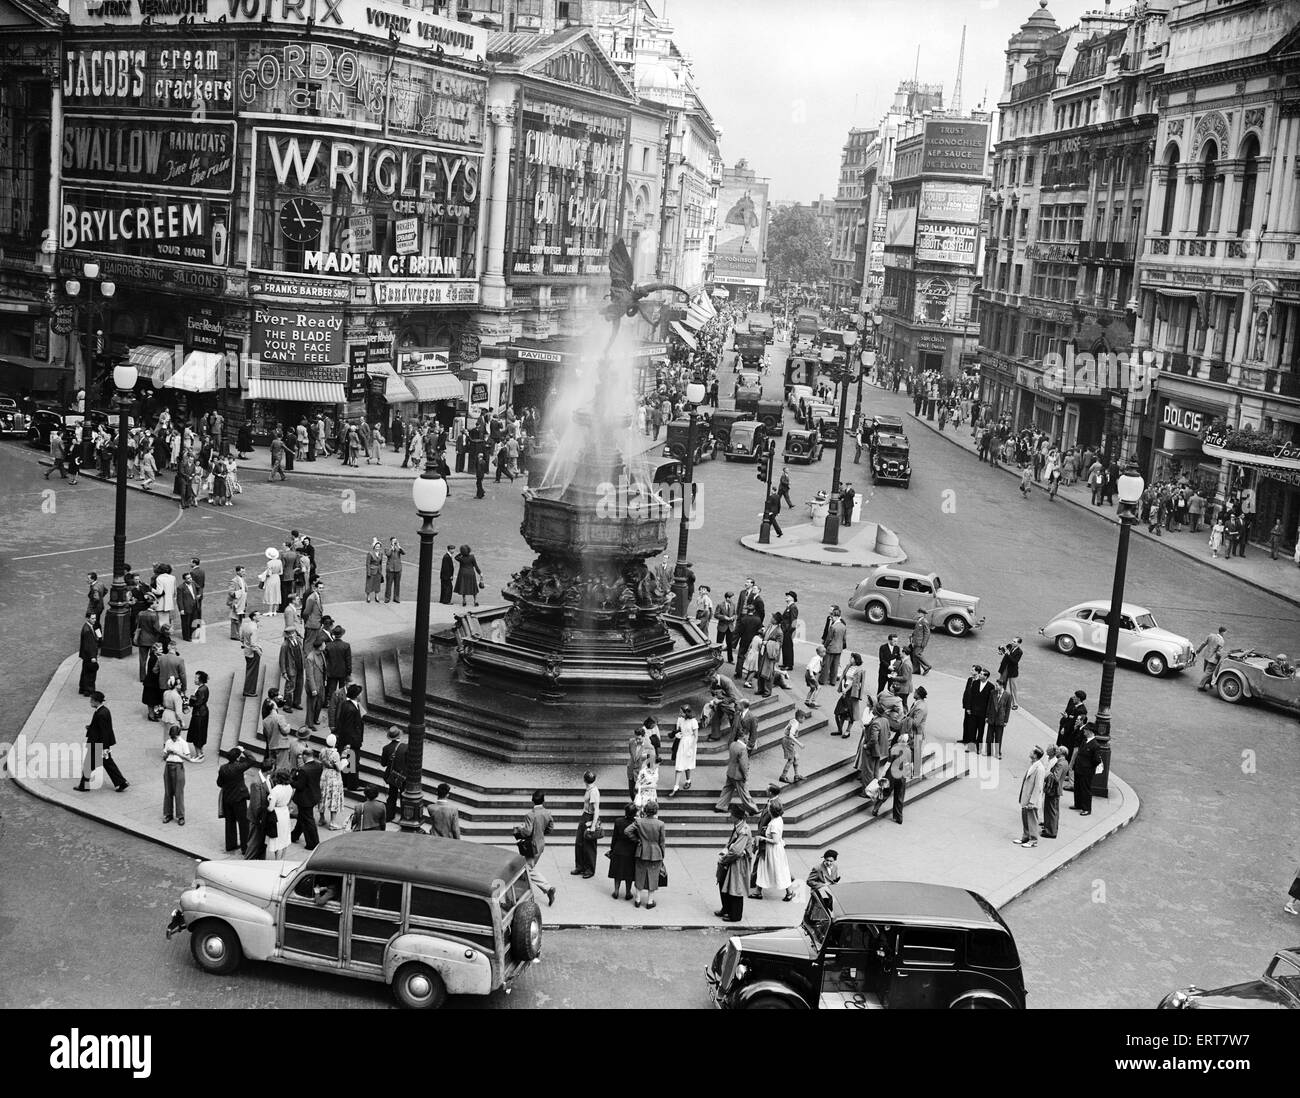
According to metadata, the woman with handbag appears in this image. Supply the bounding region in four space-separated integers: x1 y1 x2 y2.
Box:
454 545 484 607
625 802 666 909
260 547 282 614
186 670 210 762
265 770 294 857
607 803 638 901
756 614 783 698
670 703 699 796
140 643 164 719
572 770 601 878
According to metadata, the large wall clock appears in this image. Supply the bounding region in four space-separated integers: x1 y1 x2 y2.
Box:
280 198 323 244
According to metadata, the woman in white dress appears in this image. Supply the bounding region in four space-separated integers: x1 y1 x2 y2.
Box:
260 548 282 613
755 803 796 901
634 755 659 812
266 771 294 857
670 702 698 796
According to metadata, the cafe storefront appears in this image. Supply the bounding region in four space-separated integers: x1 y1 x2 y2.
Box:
1148 395 1226 490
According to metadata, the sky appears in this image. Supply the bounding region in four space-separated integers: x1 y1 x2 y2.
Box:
663 0 1099 203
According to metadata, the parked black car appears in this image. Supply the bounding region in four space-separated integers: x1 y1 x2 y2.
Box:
706 881 1026 1010
706 408 754 450
662 418 714 464
1159 949 1300 1009
26 408 73 449
871 432 911 488
783 428 823 464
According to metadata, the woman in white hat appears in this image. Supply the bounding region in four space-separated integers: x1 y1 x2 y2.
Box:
260 547 282 613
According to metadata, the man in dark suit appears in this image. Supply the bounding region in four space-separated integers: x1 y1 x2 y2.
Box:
279 541 300 612
381 727 408 821
439 544 455 604
217 748 254 852
714 591 738 662
998 637 1024 709
707 673 745 741
189 558 206 620
737 580 765 625
78 612 100 696
877 634 902 694
324 625 352 703
302 578 325 651
961 664 988 747
290 750 324 849
730 698 759 753
335 683 365 792
244 757 273 860
734 604 764 680
177 572 200 641
74 691 128 792
713 739 756 814
1071 724 1101 816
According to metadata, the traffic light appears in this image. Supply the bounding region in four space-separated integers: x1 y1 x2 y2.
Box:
757 443 770 481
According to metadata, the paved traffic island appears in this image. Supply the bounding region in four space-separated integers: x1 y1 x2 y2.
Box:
11 599 1137 930
741 516 907 569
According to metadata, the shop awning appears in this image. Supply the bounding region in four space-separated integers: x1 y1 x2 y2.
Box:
129 344 178 383
402 372 463 402
670 321 698 350
384 374 417 404
247 377 347 403
165 350 223 393
1151 287 1200 299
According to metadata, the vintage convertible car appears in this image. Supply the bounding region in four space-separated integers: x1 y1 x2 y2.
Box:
1211 649 1300 712
1038 601 1194 677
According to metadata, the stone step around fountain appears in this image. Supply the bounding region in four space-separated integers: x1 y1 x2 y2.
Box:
360 649 825 764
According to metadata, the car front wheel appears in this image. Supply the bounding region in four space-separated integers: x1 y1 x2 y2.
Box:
1143 652 1168 677
392 963 447 1010
743 994 796 1009
189 919 243 975
1215 672 1244 704
945 616 970 638
865 603 888 625
1053 635 1076 655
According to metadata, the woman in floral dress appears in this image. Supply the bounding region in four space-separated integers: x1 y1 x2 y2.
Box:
318 733 346 829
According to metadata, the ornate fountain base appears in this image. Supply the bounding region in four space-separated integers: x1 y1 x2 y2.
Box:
453 605 722 706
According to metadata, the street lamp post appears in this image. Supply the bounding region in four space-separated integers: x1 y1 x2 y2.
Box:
821 327 860 546
1091 461 1144 798
100 362 138 658
400 457 449 832
65 261 115 408
671 381 706 616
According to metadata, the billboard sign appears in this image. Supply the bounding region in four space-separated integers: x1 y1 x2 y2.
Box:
916 221 977 265
508 95 627 280
62 41 237 113
250 306 344 365
61 188 230 266
62 116 236 193
248 128 481 285
68 0 487 61
715 177 768 280
237 42 484 147
919 181 983 223
885 207 916 249
921 120 989 176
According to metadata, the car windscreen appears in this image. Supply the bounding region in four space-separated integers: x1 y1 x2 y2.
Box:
1133 613 1157 630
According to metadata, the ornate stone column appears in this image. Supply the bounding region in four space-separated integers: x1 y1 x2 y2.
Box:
481 100 514 312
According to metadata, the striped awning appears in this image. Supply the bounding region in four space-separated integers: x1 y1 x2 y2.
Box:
402 372 463 402
670 321 698 350
247 377 347 403
165 350 223 392
128 344 178 383
384 374 417 404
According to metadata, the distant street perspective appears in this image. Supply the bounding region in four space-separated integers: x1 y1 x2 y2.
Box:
2 0 1300 1021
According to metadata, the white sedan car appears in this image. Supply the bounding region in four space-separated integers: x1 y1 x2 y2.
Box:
1038 601 1195 677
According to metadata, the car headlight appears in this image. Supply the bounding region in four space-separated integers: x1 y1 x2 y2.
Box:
1158 989 1190 1009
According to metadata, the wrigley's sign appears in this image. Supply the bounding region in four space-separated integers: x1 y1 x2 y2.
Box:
70 0 487 60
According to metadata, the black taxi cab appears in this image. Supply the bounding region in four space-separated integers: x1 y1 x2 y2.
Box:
167 833 542 1009
783 428 824 464
707 880 1026 1009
